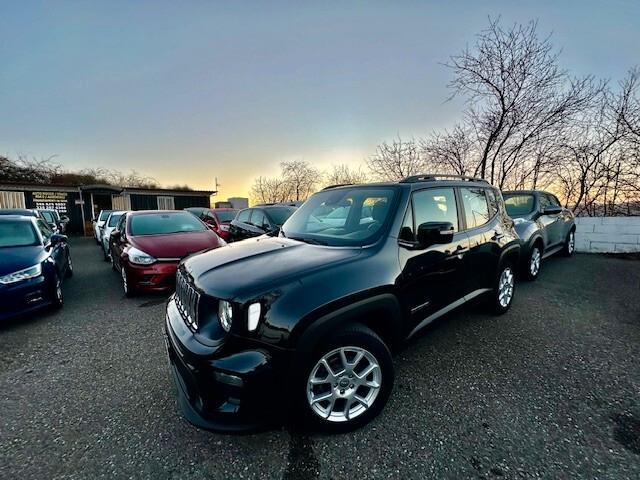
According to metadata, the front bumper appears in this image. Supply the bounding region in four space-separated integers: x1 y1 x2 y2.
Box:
0 275 52 321
128 261 179 292
164 298 291 432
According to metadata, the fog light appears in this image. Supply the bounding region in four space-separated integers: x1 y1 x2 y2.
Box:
247 302 261 331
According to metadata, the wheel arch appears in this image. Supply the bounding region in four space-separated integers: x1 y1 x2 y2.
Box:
293 293 405 366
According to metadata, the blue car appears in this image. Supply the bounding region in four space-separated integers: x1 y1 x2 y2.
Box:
0 215 73 321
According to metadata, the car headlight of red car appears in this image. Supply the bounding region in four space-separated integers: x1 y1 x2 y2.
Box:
128 247 156 265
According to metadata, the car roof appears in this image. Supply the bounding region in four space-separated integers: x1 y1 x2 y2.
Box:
0 214 36 222
323 178 492 192
503 190 548 195
0 208 37 216
127 210 185 216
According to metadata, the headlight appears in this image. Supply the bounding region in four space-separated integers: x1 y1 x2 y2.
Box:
127 247 156 265
218 300 233 332
0 264 42 285
247 302 261 331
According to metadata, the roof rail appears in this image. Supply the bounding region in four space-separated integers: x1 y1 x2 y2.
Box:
399 174 489 184
322 183 353 190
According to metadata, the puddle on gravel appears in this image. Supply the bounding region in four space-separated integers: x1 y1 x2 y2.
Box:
283 431 320 480
138 298 168 308
612 412 640 455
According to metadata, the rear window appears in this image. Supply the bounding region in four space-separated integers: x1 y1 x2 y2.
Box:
265 207 296 226
129 212 206 236
108 213 124 227
0 221 39 247
504 194 535 217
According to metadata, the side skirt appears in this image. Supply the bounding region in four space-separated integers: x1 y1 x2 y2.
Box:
407 288 491 339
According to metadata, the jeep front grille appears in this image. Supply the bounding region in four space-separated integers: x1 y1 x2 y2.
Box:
175 271 200 330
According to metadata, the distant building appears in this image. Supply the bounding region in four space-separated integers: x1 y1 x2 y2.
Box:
0 182 215 234
213 201 233 208
227 197 249 209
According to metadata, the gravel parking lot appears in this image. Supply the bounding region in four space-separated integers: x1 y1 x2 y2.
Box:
1 237 639 479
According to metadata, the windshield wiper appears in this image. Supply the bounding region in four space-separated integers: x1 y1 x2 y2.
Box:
289 236 328 246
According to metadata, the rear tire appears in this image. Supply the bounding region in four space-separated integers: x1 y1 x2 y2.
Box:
298 324 394 433
562 229 576 257
489 263 515 315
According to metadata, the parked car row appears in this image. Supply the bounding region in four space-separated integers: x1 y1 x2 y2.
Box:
2 176 575 433
0 207 69 234
0 214 73 320
162 175 576 433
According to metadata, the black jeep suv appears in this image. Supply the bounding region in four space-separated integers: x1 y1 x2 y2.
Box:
164 175 520 432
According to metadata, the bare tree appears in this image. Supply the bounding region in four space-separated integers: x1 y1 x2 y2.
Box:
250 176 292 205
324 164 369 186
421 125 477 176
280 159 321 201
366 136 425 181
446 18 599 186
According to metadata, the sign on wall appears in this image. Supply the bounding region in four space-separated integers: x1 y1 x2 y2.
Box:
32 191 69 213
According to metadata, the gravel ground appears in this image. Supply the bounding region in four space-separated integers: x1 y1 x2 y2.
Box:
1 237 639 479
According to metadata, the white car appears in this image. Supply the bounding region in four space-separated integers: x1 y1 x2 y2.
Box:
100 210 127 261
93 210 113 244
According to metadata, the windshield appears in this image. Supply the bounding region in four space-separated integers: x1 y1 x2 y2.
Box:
281 187 397 246
503 194 535 217
130 212 207 236
215 210 238 222
265 207 297 226
108 213 124 227
99 210 112 221
0 221 39 247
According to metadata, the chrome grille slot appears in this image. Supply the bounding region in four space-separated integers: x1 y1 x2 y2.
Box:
175 270 200 330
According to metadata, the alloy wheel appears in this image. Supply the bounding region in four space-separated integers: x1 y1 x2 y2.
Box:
529 247 541 277
568 231 575 254
307 346 382 423
498 267 514 308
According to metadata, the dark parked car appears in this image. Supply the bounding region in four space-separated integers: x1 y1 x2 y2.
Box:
0 215 73 320
109 210 224 296
164 175 520 433
0 208 51 228
502 190 575 280
39 209 69 234
228 205 296 241
186 207 239 242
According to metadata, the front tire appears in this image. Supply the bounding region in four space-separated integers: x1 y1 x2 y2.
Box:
51 274 64 309
489 263 515 314
121 265 135 297
523 245 541 281
299 324 394 433
65 254 74 278
562 229 576 257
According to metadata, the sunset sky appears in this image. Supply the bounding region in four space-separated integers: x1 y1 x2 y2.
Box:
2 1 639 199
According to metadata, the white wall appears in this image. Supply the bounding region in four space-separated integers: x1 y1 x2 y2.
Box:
575 217 640 253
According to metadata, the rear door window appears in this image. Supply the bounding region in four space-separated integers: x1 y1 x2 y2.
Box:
460 188 491 229
250 210 268 229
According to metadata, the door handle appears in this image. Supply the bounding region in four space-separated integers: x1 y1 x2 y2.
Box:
491 232 504 241
455 245 469 255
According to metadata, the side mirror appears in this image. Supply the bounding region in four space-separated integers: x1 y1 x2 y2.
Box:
416 222 455 248
543 205 562 215
50 233 68 245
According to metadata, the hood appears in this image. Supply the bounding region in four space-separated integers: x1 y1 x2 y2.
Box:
130 231 221 259
183 236 362 299
0 246 47 276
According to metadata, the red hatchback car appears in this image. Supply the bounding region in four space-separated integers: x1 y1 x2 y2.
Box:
186 207 238 242
109 210 223 296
